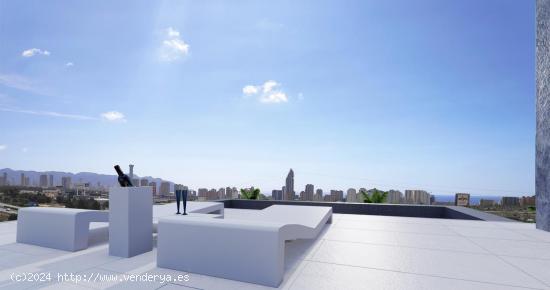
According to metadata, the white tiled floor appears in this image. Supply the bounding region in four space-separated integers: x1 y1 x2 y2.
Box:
0 209 550 290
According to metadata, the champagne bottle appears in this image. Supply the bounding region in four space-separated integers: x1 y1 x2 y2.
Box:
114 165 133 187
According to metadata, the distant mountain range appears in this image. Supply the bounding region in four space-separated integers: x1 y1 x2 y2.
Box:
0 168 175 191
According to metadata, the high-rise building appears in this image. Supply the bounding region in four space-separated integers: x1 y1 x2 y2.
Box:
129 164 134 179
208 189 218 200
61 176 72 189
198 188 208 199
159 181 170 195
501 196 520 207
225 187 232 199
0 172 7 186
284 169 295 200
140 179 149 186
272 189 283 200
149 182 157 195
520 195 536 207
315 189 323 201
218 188 225 199
479 199 496 207
387 190 403 204
404 190 431 205
304 184 314 201
49 174 53 187
39 174 48 187
20 173 25 186
346 188 357 202
330 190 344 202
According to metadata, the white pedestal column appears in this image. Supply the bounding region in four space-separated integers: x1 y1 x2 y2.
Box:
109 186 153 257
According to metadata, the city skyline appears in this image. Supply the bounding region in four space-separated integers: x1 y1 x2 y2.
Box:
0 1 535 196
0 166 532 197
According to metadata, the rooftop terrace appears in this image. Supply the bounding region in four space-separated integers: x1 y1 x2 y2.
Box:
0 203 549 290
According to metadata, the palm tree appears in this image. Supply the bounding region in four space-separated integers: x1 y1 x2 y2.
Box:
240 188 261 200
360 188 388 203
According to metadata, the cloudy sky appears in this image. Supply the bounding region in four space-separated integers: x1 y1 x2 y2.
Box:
0 0 535 196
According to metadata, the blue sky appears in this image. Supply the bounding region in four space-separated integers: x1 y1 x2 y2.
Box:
0 0 535 196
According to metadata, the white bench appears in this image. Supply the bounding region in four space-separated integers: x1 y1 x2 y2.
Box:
157 205 332 287
15 202 224 252
16 207 109 252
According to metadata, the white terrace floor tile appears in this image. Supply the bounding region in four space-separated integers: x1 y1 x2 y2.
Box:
0 275 50 290
0 249 47 269
445 225 536 241
512 229 550 243
336 214 444 225
493 222 537 230
309 240 547 289
104 280 164 290
500 256 550 287
437 219 509 228
287 227 328 263
322 227 489 254
468 237 550 260
163 243 311 290
158 284 198 290
38 282 97 290
0 233 16 246
101 268 172 290
0 243 66 257
0 221 17 229
335 219 458 235
289 261 539 290
38 247 122 275
3 211 550 290
98 250 158 274
68 267 124 290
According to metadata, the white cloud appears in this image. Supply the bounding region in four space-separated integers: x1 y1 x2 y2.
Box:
0 74 55 97
298 92 304 100
22 48 50 58
0 145 6 151
242 80 289 104
159 27 190 62
167 27 180 38
1 107 127 123
262 80 278 94
100 111 127 122
242 85 259 95
261 91 288 103
66 62 74 67
0 107 96 120
22 147 28 153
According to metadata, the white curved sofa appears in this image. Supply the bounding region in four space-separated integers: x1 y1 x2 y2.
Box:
16 207 109 252
16 201 224 252
157 205 332 287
